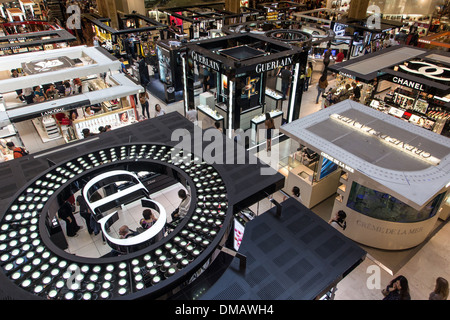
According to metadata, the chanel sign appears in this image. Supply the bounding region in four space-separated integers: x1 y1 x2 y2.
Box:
399 61 450 82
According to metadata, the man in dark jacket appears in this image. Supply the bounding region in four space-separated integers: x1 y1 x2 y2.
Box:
137 55 149 86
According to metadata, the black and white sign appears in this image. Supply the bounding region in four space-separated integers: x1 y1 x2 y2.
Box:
391 76 425 91
21 56 74 74
399 61 450 82
191 51 221 72
255 56 293 73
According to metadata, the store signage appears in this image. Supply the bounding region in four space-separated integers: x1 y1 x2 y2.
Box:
320 152 355 173
191 51 221 72
339 71 356 80
22 56 74 74
392 76 425 91
83 170 167 248
40 107 64 117
330 113 440 165
398 61 450 82
255 56 293 73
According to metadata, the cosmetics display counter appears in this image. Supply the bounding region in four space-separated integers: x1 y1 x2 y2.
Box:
281 100 450 250
159 2 258 40
328 45 450 137
0 112 285 299
0 46 145 152
72 107 136 138
250 109 283 145
183 32 307 142
0 21 76 56
82 12 168 59
265 88 283 110
196 104 224 130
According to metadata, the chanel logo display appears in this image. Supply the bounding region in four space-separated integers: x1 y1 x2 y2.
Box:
399 61 450 82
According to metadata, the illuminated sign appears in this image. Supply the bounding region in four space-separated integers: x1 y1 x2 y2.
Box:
330 113 440 165
392 76 425 91
320 152 354 173
339 71 356 80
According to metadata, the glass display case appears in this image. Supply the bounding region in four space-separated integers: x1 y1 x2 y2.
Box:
347 182 445 223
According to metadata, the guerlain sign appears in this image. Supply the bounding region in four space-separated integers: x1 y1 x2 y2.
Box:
191 51 221 72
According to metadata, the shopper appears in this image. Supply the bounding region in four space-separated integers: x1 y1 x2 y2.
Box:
69 110 78 122
171 189 191 221
323 43 332 70
139 91 150 119
351 82 361 102
154 104 166 117
64 81 73 96
186 106 198 124
11 69 25 102
214 121 222 132
324 88 337 108
46 84 59 100
429 277 449 300
23 87 34 104
58 198 81 237
140 209 156 230
279 66 291 99
335 49 345 63
338 83 352 102
73 78 82 94
6 141 29 159
395 30 407 44
137 55 150 87
304 62 313 91
76 194 94 235
382 275 411 300
82 128 95 138
203 74 211 92
389 34 399 46
316 72 328 104
33 86 46 102
328 210 347 230
84 106 95 117
264 113 275 152
120 58 128 75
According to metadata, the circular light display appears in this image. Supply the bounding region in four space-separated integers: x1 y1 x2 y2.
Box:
0 144 231 300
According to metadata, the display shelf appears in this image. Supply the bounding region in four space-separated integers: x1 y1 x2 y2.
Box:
265 88 283 111
250 109 284 145
73 107 136 138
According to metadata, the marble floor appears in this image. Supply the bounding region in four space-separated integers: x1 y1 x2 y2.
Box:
14 70 450 300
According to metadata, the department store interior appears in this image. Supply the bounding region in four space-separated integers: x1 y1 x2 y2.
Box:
0 0 449 304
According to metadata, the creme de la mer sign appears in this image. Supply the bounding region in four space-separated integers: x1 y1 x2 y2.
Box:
330 113 440 166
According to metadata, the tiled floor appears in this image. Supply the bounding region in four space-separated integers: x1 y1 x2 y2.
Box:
14 70 450 300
